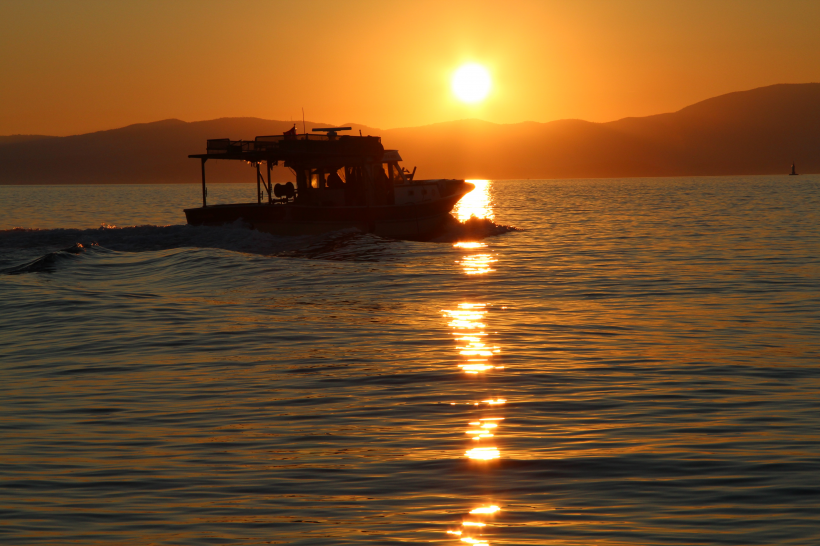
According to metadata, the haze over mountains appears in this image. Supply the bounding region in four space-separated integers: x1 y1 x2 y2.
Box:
1 83 817 184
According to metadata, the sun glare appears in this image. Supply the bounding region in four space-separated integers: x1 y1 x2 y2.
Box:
452 64 491 103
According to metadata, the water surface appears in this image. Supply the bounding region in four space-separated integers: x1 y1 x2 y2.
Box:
1 177 819 545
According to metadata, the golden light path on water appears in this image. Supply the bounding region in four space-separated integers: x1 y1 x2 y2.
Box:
452 180 494 222
453 181 497 275
445 180 505 545
458 253 498 275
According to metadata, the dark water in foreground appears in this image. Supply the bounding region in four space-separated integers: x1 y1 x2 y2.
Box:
1 178 819 545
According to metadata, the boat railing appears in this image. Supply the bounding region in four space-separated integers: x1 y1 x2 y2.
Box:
207 134 337 154
255 134 332 143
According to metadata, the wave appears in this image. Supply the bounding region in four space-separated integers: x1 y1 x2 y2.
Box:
0 221 301 254
1 216 520 273
277 229 395 261
0 223 395 273
432 215 521 242
3 242 94 274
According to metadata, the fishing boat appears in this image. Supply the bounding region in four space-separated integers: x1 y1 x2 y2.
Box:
789 162 798 176
184 127 474 240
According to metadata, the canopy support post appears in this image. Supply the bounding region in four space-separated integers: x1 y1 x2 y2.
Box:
256 163 262 204
201 158 208 207
266 161 273 203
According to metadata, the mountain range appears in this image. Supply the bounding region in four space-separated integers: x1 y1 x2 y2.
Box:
1 83 817 184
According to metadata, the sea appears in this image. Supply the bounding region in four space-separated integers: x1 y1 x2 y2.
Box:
1 177 819 545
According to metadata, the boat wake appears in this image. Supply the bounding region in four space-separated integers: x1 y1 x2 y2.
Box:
1 215 519 273
433 215 521 242
0 222 395 273
1 221 298 255
3 242 95 274
277 229 395 262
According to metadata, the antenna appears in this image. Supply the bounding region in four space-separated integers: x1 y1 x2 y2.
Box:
302 107 306 137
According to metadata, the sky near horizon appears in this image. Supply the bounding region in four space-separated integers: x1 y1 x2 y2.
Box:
2 0 820 136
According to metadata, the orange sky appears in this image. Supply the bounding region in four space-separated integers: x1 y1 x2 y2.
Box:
2 0 819 136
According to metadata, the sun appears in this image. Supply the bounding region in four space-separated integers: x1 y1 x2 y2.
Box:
452 64 491 104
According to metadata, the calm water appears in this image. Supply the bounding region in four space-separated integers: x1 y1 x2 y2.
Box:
1 177 819 545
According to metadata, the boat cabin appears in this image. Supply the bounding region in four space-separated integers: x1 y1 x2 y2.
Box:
189 127 431 208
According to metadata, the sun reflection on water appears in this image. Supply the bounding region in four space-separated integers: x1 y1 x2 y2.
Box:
442 304 502 375
444 299 504 543
470 506 500 515
445 185 506 546
453 242 486 249
465 447 501 460
452 219 496 275
447 504 500 545
453 180 493 222
458 253 498 275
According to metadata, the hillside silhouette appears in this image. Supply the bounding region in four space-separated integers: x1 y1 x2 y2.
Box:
1 83 817 184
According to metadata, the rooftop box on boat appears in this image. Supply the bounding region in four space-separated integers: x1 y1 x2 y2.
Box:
185 127 473 240
206 138 231 154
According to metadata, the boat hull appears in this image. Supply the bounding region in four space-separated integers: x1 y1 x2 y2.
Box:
184 188 470 241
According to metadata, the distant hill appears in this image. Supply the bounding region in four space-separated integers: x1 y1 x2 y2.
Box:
381 83 820 179
1 83 818 184
0 134 55 146
0 119 380 185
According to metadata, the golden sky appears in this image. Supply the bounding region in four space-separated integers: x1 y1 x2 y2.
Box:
2 0 819 136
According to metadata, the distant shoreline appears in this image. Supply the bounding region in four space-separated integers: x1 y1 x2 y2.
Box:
2 84 819 183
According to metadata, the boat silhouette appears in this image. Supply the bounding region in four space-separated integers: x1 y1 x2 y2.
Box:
184 127 474 240
790 161 798 176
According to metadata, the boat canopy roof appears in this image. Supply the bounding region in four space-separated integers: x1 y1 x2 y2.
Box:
189 133 386 169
